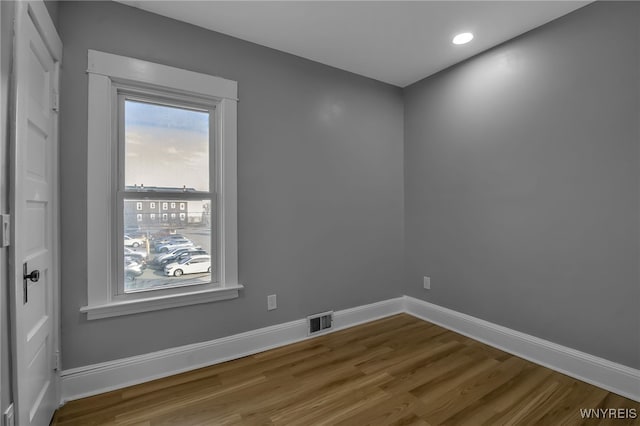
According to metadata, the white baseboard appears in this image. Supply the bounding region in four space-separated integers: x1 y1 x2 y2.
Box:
60 295 639 404
403 295 640 402
60 297 405 403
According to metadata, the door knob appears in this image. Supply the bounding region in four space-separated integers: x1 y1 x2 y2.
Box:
24 269 40 282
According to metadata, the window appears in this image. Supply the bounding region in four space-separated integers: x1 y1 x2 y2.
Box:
122 98 214 293
84 50 241 320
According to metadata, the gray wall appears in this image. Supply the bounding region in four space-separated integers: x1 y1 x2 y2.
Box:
58 1 404 369
404 1 640 369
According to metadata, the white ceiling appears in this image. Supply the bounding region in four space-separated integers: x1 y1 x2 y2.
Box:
117 1 590 87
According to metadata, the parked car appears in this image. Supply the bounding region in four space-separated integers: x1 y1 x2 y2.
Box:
124 234 146 248
125 260 143 281
125 247 147 261
155 239 194 253
126 231 148 240
154 247 206 267
161 249 208 268
164 255 211 277
125 254 147 270
151 234 186 250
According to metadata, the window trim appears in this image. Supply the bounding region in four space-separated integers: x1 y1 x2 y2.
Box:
83 50 241 320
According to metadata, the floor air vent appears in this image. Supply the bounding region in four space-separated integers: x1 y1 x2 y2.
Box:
307 311 333 335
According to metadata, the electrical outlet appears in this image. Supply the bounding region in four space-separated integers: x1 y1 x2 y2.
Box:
423 276 431 290
4 403 14 426
267 294 277 311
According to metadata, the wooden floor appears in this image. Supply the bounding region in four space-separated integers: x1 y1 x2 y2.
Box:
53 314 639 425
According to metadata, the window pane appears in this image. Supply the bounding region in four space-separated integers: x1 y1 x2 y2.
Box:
123 198 215 293
124 100 209 192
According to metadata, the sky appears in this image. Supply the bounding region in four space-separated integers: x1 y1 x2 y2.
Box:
125 100 210 191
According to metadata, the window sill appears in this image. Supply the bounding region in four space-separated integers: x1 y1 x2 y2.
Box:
80 285 243 320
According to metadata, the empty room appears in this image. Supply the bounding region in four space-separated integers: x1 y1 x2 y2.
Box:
0 0 639 424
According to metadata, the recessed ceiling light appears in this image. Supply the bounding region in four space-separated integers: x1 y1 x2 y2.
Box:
453 32 474 45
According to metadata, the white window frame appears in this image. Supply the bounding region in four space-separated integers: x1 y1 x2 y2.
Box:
83 50 241 320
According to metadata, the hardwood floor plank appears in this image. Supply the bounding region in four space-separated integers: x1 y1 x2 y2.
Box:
334 392 429 426
268 372 393 425
53 315 640 426
423 357 529 424
536 380 609 425
409 357 499 401
440 363 553 425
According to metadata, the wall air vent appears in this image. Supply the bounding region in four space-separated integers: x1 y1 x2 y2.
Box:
307 311 334 335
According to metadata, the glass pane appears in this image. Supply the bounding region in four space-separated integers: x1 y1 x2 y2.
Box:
124 99 209 192
123 198 215 293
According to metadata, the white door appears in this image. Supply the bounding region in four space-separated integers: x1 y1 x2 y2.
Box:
10 2 61 425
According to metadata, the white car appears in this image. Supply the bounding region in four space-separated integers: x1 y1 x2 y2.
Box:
124 235 145 248
164 255 211 277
